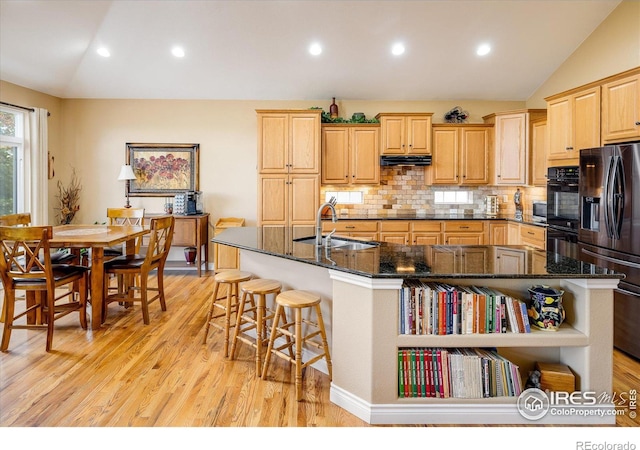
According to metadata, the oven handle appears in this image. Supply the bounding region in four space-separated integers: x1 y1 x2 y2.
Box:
581 247 640 269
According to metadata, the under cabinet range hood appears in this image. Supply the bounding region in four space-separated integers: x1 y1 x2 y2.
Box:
380 155 432 166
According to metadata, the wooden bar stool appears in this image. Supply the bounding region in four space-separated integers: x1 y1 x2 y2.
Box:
202 270 252 357
261 290 332 401
229 278 282 375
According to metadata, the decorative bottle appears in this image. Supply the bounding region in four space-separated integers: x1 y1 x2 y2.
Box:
330 98 338 119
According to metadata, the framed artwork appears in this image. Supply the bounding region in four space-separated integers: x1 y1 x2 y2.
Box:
125 143 199 197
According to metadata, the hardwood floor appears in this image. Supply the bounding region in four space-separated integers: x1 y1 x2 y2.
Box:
1 271 638 429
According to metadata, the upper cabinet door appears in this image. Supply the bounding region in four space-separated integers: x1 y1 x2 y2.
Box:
573 87 600 153
406 115 432 155
547 97 572 161
350 127 380 184
321 127 350 184
431 126 459 184
495 113 527 185
289 113 320 173
460 127 490 185
258 113 289 173
379 116 406 154
602 72 640 143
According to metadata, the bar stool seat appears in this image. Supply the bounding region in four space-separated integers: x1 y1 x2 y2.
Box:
203 270 252 357
261 290 332 401
229 278 282 375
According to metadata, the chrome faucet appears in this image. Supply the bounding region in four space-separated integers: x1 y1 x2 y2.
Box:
316 202 337 246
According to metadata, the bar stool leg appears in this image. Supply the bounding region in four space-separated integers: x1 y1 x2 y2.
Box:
261 304 281 379
223 282 238 357
202 281 221 344
294 307 303 401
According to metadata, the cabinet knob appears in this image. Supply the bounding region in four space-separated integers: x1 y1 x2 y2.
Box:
636 121 640 126
566 146 573 150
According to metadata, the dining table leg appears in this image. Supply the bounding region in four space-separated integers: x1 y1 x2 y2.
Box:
90 247 105 328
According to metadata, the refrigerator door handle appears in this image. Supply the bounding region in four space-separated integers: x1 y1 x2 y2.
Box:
611 155 625 240
604 156 615 239
581 247 640 269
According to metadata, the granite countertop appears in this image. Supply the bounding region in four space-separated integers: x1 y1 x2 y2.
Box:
212 226 623 280
325 212 547 227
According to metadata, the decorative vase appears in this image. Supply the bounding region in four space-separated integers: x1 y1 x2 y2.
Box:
184 247 197 265
527 285 565 331
330 97 338 119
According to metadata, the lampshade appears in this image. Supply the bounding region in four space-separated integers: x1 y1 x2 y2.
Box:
117 164 136 181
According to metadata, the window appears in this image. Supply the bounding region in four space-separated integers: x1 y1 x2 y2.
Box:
0 107 25 215
433 190 474 205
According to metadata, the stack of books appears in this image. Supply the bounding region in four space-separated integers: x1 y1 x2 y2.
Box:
397 347 524 398
399 281 531 335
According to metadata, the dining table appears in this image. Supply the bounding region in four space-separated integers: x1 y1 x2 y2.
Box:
50 224 149 329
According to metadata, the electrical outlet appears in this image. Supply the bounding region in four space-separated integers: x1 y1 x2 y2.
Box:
502 194 508 202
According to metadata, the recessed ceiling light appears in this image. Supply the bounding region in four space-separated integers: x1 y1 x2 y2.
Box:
172 46 185 58
476 43 491 56
391 43 405 56
309 43 322 56
97 47 110 57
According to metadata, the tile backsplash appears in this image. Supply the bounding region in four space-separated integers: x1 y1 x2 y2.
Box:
321 166 546 216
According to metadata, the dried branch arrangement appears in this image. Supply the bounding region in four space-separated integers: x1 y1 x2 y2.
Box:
56 168 81 224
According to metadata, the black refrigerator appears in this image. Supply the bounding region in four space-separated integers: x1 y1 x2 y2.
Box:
579 142 640 360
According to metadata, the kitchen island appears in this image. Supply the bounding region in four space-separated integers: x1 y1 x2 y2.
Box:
212 226 622 425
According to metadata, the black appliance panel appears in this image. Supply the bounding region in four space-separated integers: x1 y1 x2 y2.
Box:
547 227 578 260
547 166 580 231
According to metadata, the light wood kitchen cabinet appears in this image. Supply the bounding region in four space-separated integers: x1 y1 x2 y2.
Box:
411 221 442 245
430 124 492 185
546 86 600 165
376 113 433 155
379 221 411 245
484 109 546 185
213 217 244 273
494 247 527 274
519 223 546 250
429 246 489 273
530 118 548 186
442 220 485 245
257 109 321 228
489 222 507 245
322 220 378 240
257 109 321 174
258 174 319 227
321 124 379 185
601 69 640 144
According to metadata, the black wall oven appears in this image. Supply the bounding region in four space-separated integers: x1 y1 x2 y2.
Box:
547 166 579 258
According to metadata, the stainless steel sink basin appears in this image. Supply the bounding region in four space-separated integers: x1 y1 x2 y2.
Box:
293 236 378 250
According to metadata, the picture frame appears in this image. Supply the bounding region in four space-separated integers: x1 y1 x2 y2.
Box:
125 143 199 197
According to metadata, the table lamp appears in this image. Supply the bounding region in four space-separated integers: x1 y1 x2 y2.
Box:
117 164 137 208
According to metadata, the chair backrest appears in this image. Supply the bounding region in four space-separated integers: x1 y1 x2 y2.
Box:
0 213 32 226
0 225 54 291
107 208 145 253
144 216 175 269
107 208 144 226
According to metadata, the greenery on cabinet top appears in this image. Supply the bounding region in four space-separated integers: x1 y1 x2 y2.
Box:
310 107 380 124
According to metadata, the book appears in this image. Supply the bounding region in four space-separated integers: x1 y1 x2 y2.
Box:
519 301 531 333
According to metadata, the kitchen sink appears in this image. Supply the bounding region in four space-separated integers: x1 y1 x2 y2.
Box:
293 236 379 250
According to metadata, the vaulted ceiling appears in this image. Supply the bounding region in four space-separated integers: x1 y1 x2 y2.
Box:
0 0 622 101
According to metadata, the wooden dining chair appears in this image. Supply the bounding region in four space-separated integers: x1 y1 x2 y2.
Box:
104 208 145 256
102 216 174 324
0 213 32 227
0 212 76 263
0 225 89 352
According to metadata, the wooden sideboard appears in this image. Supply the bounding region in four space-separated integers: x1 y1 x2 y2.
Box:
145 213 209 277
